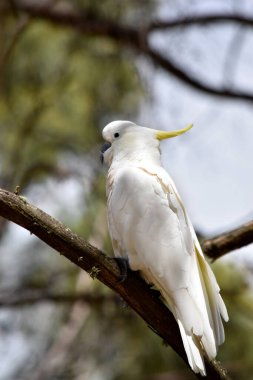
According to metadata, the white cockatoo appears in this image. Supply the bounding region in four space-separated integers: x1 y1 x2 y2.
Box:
101 120 228 376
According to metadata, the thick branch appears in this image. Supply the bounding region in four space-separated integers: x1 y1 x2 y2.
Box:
10 1 253 102
202 220 253 260
0 188 229 380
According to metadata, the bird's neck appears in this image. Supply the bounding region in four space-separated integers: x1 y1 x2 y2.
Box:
111 145 162 170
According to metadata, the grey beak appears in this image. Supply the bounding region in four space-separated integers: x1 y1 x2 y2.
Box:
100 142 111 164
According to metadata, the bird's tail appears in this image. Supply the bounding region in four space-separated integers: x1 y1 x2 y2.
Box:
177 318 206 376
158 285 216 376
143 265 227 376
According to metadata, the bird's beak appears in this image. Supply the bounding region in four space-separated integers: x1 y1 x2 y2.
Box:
156 124 193 140
100 142 111 164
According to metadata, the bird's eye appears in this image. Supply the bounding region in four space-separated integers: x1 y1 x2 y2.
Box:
114 132 120 138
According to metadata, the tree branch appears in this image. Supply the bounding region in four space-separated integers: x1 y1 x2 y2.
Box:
202 220 253 260
149 14 253 30
0 290 119 308
0 187 229 380
11 1 138 44
10 1 253 102
145 47 253 101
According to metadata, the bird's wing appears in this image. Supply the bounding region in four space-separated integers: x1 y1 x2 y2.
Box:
107 165 191 281
107 165 227 369
168 177 229 341
157 169 228 347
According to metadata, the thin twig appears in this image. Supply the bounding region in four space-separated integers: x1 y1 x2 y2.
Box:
0 290 119 307
149 14 253 30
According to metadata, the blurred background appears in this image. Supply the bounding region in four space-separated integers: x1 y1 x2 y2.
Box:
0 0 253 379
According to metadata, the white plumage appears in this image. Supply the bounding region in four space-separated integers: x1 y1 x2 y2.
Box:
101 120 228 375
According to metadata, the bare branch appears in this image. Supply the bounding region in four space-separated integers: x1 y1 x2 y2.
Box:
145 46 253 101
10 1 253 102
12 1 138 44
202 220 253 260
149 14 253 31
0 290 119 308
0 188 229 380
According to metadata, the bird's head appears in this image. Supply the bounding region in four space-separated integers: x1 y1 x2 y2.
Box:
100 120 193 166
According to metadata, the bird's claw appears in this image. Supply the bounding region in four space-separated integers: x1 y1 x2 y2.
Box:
114 257 129 283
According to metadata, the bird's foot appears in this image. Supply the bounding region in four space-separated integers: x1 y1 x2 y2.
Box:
146 283 161 298
114 257 129 283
